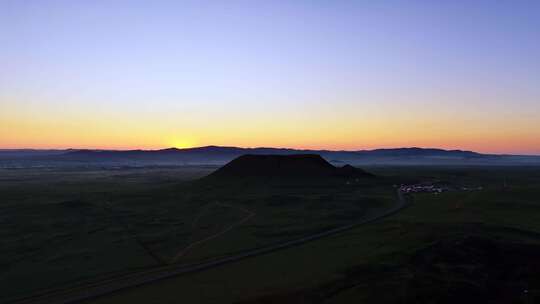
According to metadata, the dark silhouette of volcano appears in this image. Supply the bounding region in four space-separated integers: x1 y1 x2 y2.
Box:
207 154 374 179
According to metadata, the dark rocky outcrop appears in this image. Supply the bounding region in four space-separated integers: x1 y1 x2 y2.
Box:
207 154 374 179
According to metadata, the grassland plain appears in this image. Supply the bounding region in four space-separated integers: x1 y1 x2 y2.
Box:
84 166 540 304
1 166 215 301
1 165 393 303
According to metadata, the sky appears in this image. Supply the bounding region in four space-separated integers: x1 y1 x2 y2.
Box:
1 0 539 154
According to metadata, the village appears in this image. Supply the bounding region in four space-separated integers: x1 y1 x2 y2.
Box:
398 182 483 194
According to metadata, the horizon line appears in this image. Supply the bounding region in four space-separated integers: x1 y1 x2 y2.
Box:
1 145 539 156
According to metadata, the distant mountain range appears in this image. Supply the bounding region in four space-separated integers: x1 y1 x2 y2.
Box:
1 146 539 166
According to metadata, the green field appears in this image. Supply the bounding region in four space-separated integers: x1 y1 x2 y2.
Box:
1 165 396 303
80 166 540 304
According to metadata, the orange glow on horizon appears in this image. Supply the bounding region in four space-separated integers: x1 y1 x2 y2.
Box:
1 103 539 155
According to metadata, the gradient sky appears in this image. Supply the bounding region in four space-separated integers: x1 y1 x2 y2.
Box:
1 1 539 154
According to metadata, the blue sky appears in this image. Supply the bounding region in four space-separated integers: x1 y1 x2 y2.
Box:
1 1 539 153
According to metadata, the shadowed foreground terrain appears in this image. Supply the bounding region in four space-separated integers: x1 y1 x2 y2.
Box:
2 158 540 304
85 166 540 304
1 156 389 303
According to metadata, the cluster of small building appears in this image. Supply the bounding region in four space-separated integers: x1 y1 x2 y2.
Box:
397 183 483 194
399 184 446 194
461 186 483 191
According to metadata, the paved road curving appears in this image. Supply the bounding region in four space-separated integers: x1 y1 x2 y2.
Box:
8 190 409 304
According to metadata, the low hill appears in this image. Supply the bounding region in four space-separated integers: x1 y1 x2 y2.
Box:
206 154 374 179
